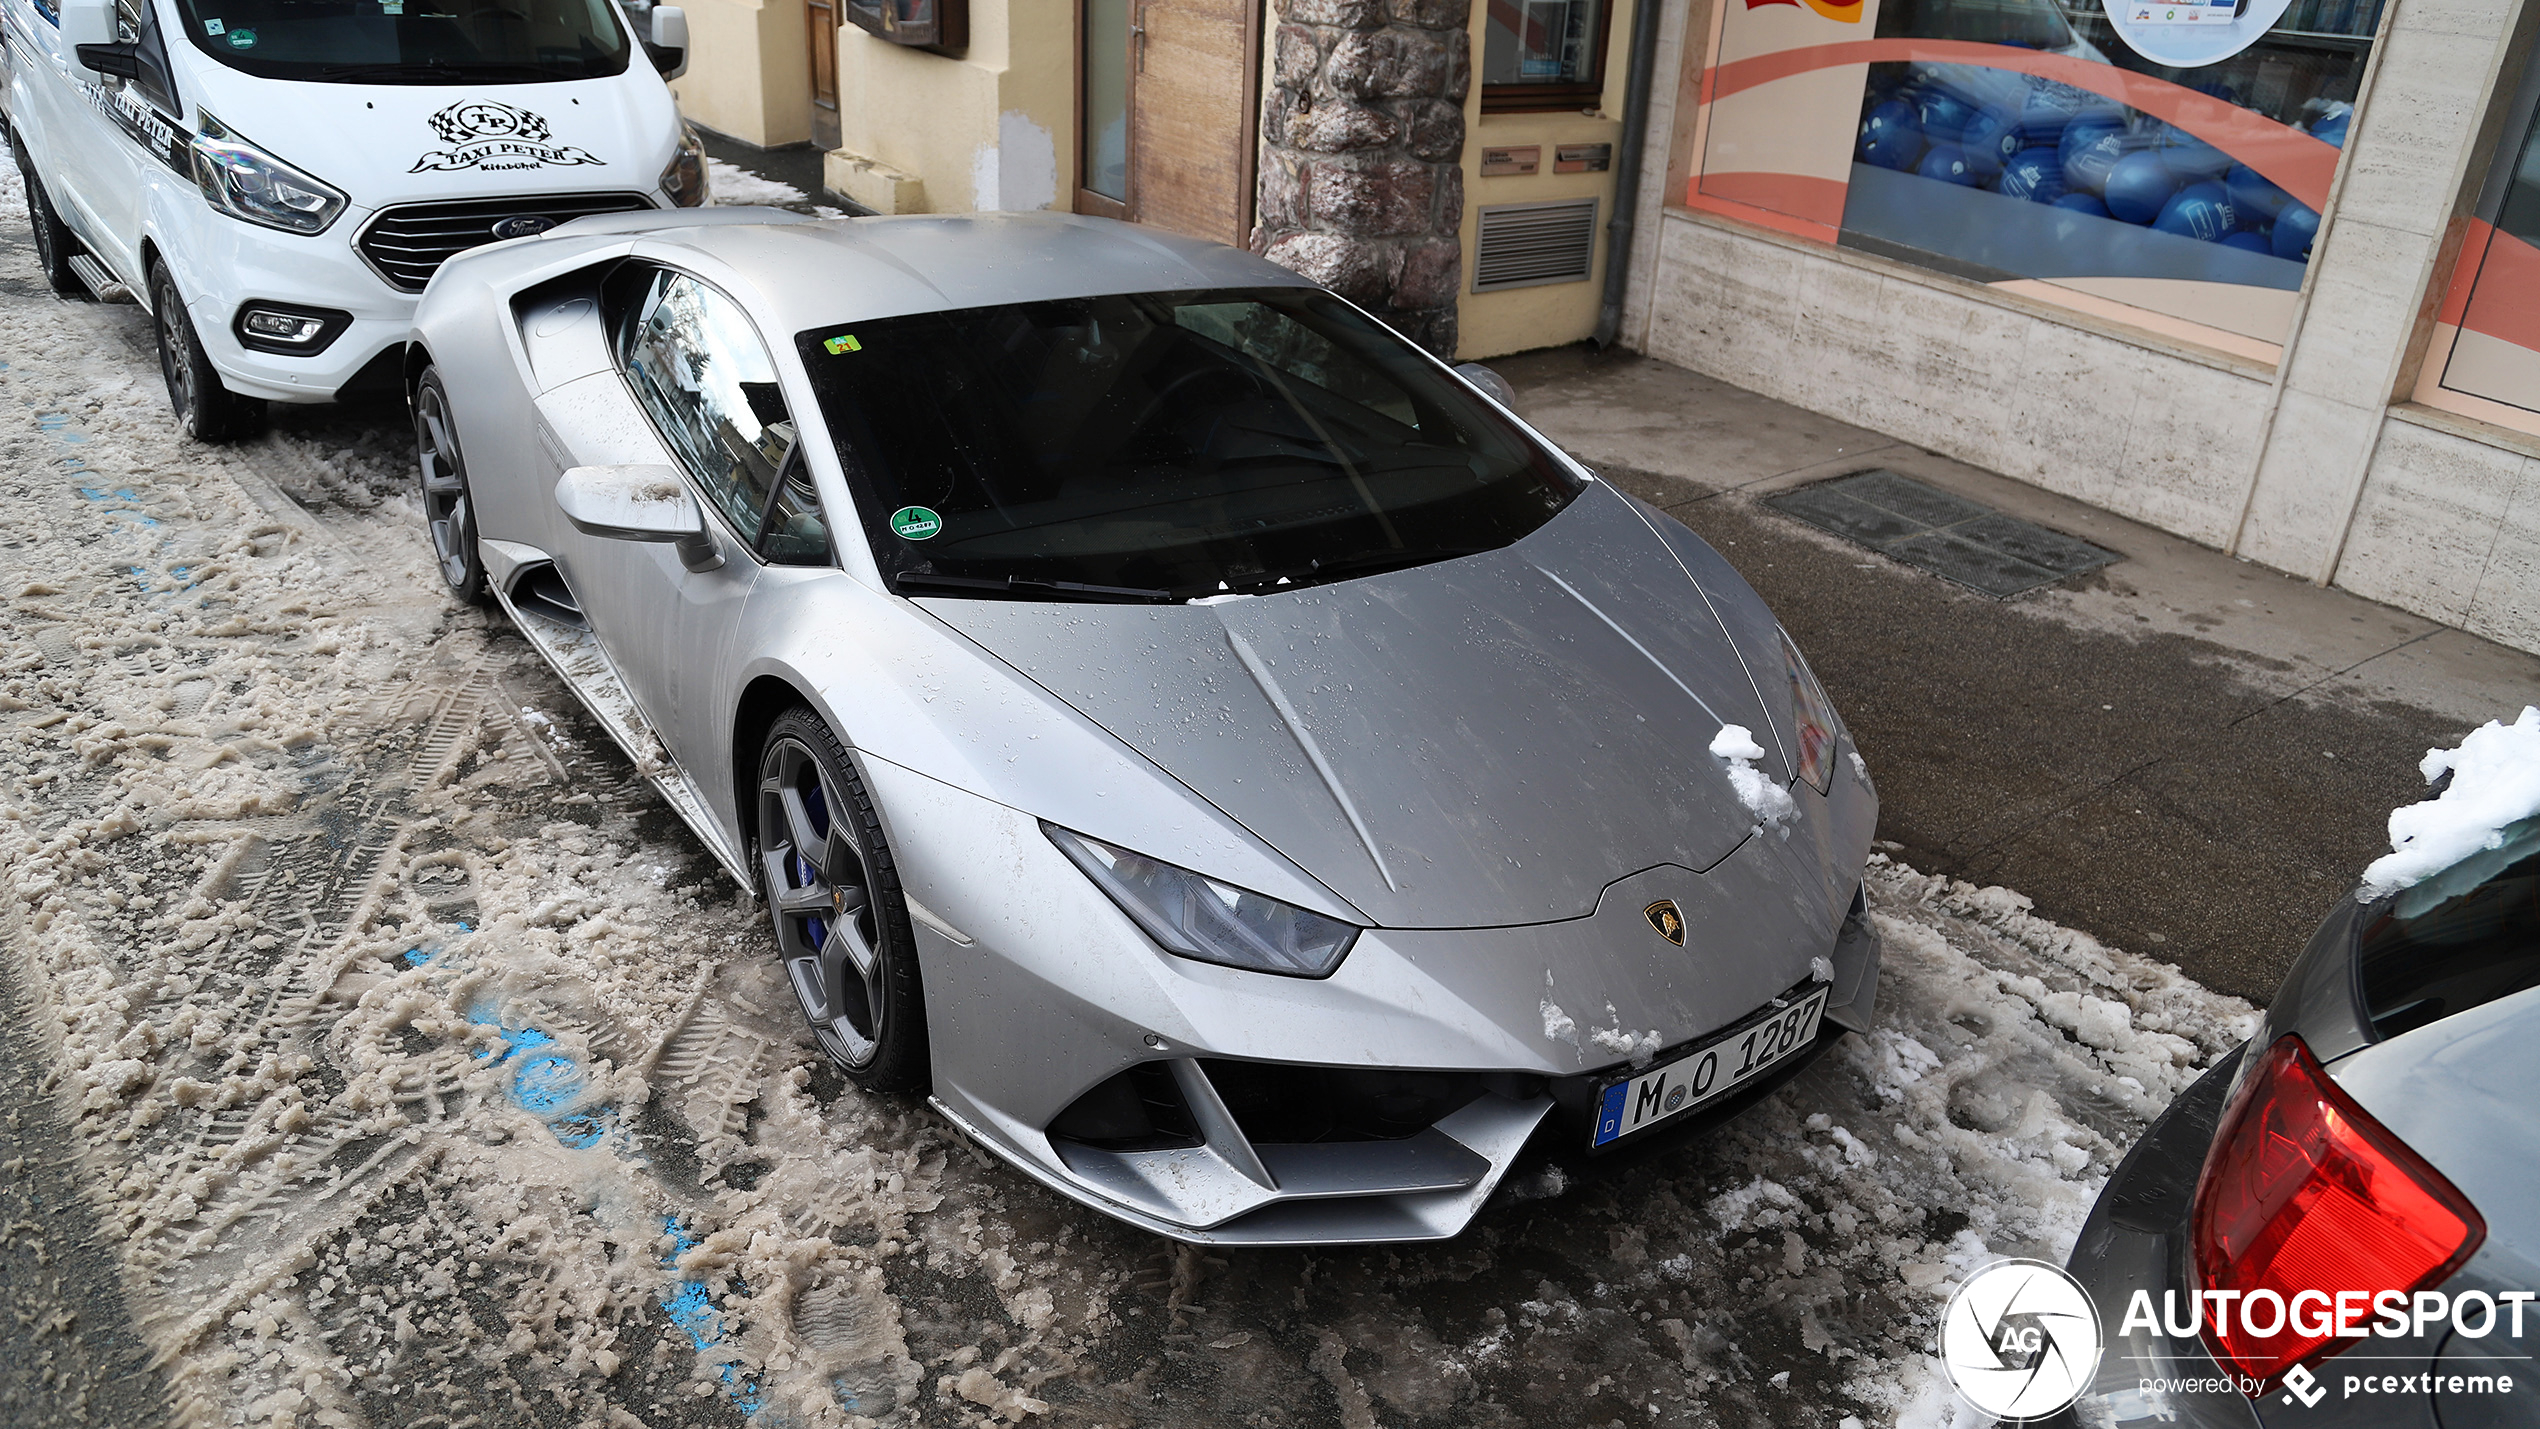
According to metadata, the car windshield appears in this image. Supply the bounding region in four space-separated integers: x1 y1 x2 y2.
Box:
2357 823 2540 1041
174 0 631 82
793 287 1582 601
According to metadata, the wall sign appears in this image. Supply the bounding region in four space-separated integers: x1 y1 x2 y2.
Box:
2103 0 2298 67
1481 146 1542 176
1555 143 1611 173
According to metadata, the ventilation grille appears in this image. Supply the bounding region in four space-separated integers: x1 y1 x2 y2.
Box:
356 193 655 292
1473 198 1599 293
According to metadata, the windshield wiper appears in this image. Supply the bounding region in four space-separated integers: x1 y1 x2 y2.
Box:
893 572 1178 604
309 62 468 82
1224 545 1486 594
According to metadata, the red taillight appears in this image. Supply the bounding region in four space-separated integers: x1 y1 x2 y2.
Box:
2190 1035 2484 1392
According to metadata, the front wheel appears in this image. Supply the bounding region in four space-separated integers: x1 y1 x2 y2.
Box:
150 266 265 444
413 368 488 604
756 707 930 1092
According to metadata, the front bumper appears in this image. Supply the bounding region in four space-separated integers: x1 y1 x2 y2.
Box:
863 730 1880 1246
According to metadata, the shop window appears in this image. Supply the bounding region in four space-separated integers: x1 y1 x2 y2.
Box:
843 0 964 48
1691 0 2380 354
1483 0 1612 113
2419 47 2540 429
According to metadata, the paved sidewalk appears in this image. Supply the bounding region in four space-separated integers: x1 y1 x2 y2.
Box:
1503 346 2540 1004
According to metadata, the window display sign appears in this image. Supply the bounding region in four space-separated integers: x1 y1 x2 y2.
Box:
2418 62 2540 426
1690 0 2378 351
2103 0 2298 70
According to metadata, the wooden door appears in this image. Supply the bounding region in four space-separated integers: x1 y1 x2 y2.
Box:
807 0 840 111
1126 0 1257 246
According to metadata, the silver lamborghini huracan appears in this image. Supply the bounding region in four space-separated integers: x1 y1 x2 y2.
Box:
406 208 1882 1244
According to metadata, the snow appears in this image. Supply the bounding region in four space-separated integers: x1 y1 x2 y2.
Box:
2360 705 2540 912
0 149 2263 1423
1713 724 1798 833
709 159 847 220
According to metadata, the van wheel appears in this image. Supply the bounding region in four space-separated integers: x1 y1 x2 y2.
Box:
413 368 489 605
756 706 931 1094
149 265 265 444
11 129 88 299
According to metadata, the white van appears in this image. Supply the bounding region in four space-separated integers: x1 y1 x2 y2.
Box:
2 0 700 440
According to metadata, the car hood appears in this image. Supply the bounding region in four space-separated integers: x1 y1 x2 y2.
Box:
177 66 680 210
920 485 1797 929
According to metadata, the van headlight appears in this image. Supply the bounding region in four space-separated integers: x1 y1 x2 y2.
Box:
659 124 708 207
191 115 346 236
1044 825 1359 978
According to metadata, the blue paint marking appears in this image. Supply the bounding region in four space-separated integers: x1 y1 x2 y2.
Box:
660 1216 767 1415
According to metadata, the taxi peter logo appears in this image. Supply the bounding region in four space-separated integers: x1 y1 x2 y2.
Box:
412 101 605 174
1645 900 1685 946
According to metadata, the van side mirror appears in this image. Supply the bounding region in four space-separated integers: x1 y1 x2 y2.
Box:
649 6 688 78
59 0 119 78
555 464 723 571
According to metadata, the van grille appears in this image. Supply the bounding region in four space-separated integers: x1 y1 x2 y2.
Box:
1473 198 1600 293
356 193 656 292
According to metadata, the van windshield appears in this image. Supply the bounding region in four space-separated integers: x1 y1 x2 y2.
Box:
792 287 1582 602
175 0 631 83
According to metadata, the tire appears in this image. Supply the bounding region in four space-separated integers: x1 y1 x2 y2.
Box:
149 264 265 444
12 127 89 299
413 368 489 605
755 707 930 1092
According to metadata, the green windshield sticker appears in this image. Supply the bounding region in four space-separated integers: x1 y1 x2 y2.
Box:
889 506 942 541
822 333 862 355
226 26 256 45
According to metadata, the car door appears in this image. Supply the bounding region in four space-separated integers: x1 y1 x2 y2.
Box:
569 265 836 775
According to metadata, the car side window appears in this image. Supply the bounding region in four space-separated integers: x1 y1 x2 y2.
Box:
618 270 830 566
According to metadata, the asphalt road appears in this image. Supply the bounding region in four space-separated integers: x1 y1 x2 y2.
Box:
1502 345 2536 1006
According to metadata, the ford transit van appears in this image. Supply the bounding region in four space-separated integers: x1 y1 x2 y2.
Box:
2 0 701 439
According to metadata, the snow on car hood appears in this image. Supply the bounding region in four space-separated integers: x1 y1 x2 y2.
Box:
923 486 1795 929
177 67 680 211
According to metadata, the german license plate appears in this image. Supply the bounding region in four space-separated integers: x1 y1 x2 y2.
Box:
1591 985 1830 1148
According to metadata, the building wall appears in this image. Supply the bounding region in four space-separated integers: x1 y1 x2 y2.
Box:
829 0 1075 214
669 0 815 148
1450 0 1637 361
1623 0 2540 656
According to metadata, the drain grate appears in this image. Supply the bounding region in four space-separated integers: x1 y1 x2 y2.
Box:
1763 470 2119 597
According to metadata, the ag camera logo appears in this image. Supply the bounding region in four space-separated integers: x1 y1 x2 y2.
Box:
1940 1259 2104 1419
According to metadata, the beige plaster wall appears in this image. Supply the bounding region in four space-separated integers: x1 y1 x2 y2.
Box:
1453 0 1636 361
670 0 814 148
831 0 1075 213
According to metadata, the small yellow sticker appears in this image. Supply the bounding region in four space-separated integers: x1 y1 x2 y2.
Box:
823 333 861 354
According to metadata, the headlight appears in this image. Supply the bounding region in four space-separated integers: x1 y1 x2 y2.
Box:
660 124 708 207
1044 825 1359 978
1780 626 1839 793
191 115 346 236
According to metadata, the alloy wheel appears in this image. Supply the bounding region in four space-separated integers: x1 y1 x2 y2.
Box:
415 381 475 592
758 735 887 1068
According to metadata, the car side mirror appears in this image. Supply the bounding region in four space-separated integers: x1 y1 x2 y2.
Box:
555 464 723 571
60 0 119 78
1453 363 1516 409
649 6 688 78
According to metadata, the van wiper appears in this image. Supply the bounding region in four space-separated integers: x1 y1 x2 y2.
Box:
893 572 1178 604
310 62 468 82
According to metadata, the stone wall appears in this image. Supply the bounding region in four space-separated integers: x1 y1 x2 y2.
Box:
1255 0 1469 357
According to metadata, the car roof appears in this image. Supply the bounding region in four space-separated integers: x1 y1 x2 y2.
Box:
590 209 1318 331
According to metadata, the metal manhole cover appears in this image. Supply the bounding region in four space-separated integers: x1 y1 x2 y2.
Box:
1764 469 2119 597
